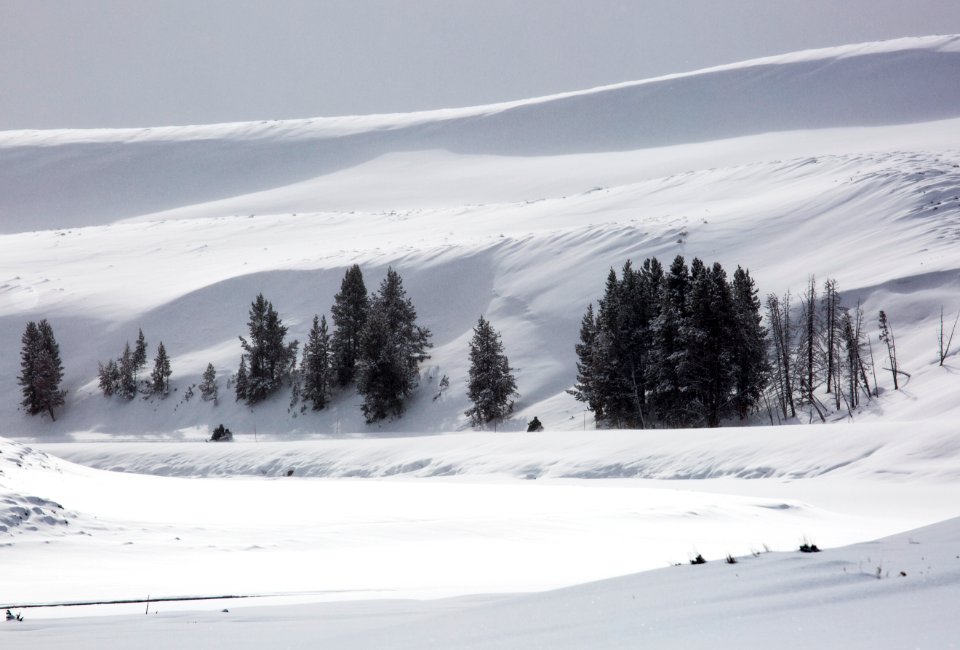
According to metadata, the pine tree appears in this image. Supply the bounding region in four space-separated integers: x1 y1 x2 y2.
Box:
594 267 629 425
18 321 40 414
301 314 332 410
117 342 137 400
235 356 249 402
356 268 432 422
18 319 66 420
133 328 148 377
570 303 602 418
730 267 769 420
651 255 691 426
200 363 218 402
331 264 369 387
98 359 119 397
465 315 518 426
238 293 299 404
151 342 172 396
681 259 736 427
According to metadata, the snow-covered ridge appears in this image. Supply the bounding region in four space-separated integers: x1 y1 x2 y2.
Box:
1 34 957 145
2 35 960 232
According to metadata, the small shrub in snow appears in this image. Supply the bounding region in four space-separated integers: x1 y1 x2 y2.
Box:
210 424 233 442
726 554 738 564
799 542 821 553
690 554 707 565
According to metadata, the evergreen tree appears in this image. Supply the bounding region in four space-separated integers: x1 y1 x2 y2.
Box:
465 315 518 426
151 342 172 396
570 303 603 418
133 328 148 377
117 342 137 400
238 293 298 404
18 321 40 414
730 267 769 420
301 314 333 410
235 356 249 402
200 363 218 402
331 265 369 387
594 267 630 425
684 261 736 427
651 255 692 426
18 319 65 420
98 359 119 397
356 268 432 422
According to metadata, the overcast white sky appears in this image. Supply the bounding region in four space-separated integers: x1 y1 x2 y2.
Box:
2 0 960 130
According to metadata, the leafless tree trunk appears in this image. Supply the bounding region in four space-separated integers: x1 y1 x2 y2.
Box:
938 305 959 366
878 310 899 390
766 292 796 419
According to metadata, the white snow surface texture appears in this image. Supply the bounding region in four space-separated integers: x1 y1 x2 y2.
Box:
1 35 960 648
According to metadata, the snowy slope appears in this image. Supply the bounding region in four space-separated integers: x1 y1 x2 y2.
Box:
2 35 959 233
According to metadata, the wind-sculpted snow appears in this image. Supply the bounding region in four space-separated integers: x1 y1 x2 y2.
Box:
36 421 960 482
1 35 959 231
0 440 75 536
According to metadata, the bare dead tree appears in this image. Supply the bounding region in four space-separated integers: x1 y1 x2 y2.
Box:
793 277 820 407
878 310 899 390
822 279 840 399
938 305 960 366
766 292 795 419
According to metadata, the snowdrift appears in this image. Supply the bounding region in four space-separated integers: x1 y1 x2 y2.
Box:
35 420 960 482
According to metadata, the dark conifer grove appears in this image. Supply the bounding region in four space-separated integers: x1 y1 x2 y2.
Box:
572 255 769 428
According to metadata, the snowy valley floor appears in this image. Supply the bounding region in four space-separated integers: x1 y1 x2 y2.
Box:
2 423 959 648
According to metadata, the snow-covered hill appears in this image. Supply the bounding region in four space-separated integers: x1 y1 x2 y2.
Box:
2 35 960 439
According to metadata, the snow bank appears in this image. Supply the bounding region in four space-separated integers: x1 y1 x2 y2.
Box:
33 419 960 482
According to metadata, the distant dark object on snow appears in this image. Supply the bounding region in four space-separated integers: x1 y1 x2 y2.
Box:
526 416 543 432
690 554 707 565
799 542 821 553
210 424 233 442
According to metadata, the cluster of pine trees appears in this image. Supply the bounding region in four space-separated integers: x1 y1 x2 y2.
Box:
234 266 436 423
571 256 768 428
15 265 521 429
232 265 520 426
96 329 172 399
